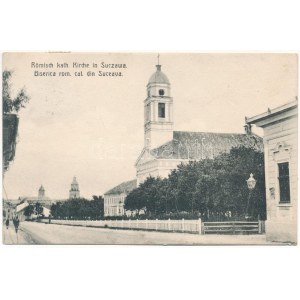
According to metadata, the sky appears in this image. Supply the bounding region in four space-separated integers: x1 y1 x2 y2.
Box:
2 53 298 199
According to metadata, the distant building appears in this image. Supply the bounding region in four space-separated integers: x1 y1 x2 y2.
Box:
15 202 29 221
104 179 137 217
69 177 80 199
247 100 297 243
136 63 263 184
19 185 52 206
38 185 45 198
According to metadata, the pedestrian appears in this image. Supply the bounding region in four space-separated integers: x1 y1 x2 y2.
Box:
5 218 9 229
13 216 20 234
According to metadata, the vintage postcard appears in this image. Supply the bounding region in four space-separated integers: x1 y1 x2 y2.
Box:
2 52 298 245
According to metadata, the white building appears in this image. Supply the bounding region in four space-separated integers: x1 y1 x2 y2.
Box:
247 100 298 243
104 179 137 217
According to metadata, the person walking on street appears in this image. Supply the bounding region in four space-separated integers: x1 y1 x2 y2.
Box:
13 216 20 233
5 218 9 229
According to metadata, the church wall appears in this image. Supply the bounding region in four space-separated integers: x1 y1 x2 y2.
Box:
137 158 187 184
145 127 173 150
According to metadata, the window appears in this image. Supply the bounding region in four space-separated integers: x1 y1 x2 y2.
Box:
278 162 290 203
159 89 165 96
158 103 165 118
146 104 150 122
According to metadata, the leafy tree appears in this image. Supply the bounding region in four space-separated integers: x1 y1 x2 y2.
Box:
35 202 44 218
124 188 143 213
91 195 104 219
50 196 105 220
24 204 34 217
125 146 266 220
3 70 30 114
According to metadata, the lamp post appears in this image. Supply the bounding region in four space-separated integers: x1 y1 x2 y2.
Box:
245 173 256 219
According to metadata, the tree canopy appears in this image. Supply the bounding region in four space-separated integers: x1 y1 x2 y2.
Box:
50 196 104 220
125 146 266 220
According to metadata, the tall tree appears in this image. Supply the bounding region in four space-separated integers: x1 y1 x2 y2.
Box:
3 70 30 114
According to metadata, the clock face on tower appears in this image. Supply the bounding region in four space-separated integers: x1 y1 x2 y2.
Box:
159 89 165 96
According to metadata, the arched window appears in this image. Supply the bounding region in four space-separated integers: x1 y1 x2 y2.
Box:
159 89 164 96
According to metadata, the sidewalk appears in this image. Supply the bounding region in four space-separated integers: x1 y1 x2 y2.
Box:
2 224 28 245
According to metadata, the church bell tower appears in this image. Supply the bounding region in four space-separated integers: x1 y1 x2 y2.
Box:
38 185 45 199
69 176 80 199
144 59 173 149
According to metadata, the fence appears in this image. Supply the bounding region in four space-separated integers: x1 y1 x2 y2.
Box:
43 218 202 234
203 221 265 235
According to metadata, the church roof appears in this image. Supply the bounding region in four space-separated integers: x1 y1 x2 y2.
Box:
148 65 170 85
19 196 51 203
150 131 263 160
104 179 137 195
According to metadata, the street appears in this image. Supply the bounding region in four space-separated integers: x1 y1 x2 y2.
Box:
2 221 277 245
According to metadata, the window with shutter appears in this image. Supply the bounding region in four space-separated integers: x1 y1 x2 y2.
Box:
278 162 290 203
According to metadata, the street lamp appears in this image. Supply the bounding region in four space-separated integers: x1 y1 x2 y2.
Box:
245 173 256 219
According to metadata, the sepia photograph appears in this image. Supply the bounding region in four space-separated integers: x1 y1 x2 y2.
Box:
2 52 298 245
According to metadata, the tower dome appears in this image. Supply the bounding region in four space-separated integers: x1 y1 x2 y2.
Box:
148 65 170 85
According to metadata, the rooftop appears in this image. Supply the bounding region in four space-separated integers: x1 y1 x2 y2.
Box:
150 131 263 160
246 99 298 126
104 179 137 195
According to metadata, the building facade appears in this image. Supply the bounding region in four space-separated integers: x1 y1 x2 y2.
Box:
104 179 137 217
247 100 298 243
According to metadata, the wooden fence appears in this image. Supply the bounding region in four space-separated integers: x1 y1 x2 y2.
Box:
44 219 202 234
41 219 265 235
203 221 265 235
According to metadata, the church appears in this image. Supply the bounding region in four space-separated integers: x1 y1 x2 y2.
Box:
104 62 263 216
18 184 52 205
135 63 263 184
